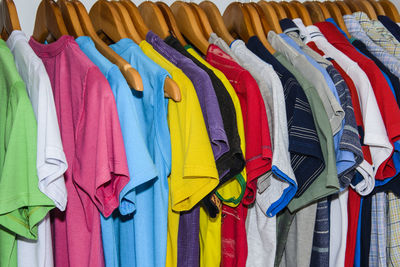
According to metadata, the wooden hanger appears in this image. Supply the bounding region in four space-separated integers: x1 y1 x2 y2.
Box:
138 1 170 40
105 1 180 101
119 0 148 40
89 0 129 43
1 0 21 40
109 2 142 44
244 3 276 53
267 1 288 20
255 2 282 34
314 1 331 19
156 1 187 46
189 3 213 40
324 1 352 38
280 1 300 19
335 1 353 15
366 0 385 15
350 0 378 19
379 0 400 22
33 0 69 43
289 1 313 26
199 1 235 45
223 2 255 42
344 0 360 13
170 1 210 55
304 2 327 23
58 0 84 38
71 0 143 91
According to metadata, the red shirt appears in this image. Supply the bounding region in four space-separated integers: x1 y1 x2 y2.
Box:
206 44 272 267
317 21 400 180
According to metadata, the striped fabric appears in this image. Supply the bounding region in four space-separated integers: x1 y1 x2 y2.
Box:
344 14 400 78
324 64 363 187
283 24 362 188
353 12 400 60
387 192 400 266
310 198 330 266
369 192 387 267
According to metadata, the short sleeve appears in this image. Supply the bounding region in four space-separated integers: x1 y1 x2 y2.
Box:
0 82 54 239
74 67 129 217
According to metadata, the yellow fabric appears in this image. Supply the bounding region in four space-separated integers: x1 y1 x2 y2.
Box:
140 41 219 267
187 47 247 206
186 47 247 267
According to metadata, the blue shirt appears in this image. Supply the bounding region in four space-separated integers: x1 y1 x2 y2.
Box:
110 38 171 267
76 36 161 267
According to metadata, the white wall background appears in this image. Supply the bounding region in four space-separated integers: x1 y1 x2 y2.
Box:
10 0 400 36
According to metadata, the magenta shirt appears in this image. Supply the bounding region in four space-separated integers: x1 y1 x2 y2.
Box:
30 36 130 267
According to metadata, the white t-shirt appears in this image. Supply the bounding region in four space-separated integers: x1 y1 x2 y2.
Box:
307 25 393 195
230 40 297 215
329 189 349 267
7 30 67 267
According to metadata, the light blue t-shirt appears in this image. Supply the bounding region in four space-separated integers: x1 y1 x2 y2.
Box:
279 33 356 182
76 36 168 267
110 38 171 267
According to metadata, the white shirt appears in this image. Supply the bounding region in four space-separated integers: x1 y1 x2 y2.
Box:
329 189 349 267
7 30 67 267
307 25 393 195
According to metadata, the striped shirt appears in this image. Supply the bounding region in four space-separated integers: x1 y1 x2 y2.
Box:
247 35 325 197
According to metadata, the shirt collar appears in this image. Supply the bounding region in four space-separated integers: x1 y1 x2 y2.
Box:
306 25 327 41
292 18 311 43
343 14 364 34
280 18 301 36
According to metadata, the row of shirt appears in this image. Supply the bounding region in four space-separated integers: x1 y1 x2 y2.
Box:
1 8 400 267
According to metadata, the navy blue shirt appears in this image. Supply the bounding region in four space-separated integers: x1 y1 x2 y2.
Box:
247 35 325 196
378 15 400 42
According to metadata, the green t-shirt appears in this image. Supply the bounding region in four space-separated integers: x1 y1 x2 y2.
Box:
0 40 54 267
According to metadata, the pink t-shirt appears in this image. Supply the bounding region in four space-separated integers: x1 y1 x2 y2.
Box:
29 36 130 267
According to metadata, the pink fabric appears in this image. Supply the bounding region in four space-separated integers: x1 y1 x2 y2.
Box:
30 36 129 267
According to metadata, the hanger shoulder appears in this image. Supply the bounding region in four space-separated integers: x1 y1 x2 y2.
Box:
111 2 142 43
366 0 385 16
120 0 148 40
164 77 181 102
189 3 213 40
170 1 209 55
254 2 282 33
138 1 169 39
290 1 313 26
344 0 360 13
72 0 143 91
199 1 235 45
223 2 254 42
89 0 128 42
304 2 327 23
266 1 287 20
156 2 187 45
2 0 21 39
379 0 400 22
281 1 299 19
244 3 275 53
324 1 352 39
33 0 69 43
58 0 84 37
335 1 353 15
355 0 378 19
314 1 331 19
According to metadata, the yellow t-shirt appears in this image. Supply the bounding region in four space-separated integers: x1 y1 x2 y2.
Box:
187 47 247 206
140 41 219 267
186 47 247 267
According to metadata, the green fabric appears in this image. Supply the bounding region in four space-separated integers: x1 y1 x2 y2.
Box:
0 40 54 267
273 52 340 267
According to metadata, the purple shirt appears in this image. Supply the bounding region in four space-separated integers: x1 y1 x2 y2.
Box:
146 31 226 267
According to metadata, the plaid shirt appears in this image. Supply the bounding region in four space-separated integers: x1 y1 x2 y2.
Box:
387 192 400 266
353 12 400 60
369 192 388 267
344 14 400 78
